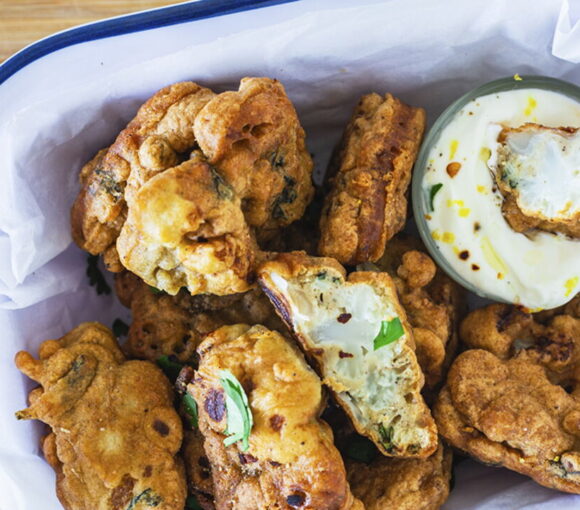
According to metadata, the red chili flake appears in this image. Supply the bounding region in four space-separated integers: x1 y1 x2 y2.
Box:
446 162 462 178
339 351 354 358
204 389 225 422
337 313 352 323
312 348 323 356
270 414 285 431
471 264 480 271
269 460 282 467
459 250 470 260
239 453 258 464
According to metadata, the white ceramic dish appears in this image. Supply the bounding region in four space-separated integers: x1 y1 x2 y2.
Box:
1 1 579 509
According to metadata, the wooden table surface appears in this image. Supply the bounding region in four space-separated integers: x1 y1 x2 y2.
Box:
0 0 183 62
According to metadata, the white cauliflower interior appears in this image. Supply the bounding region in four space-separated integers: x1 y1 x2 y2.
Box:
267 269 434 455
497 125 580 221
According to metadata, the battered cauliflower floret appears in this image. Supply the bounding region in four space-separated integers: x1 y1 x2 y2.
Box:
194 77 314 239
377 236 465 390
14 323 186 510
258 252 438 458
495 124 580 238
117 158 258 296
435 303 580 493
114 272 285 363
435 349 580 494
188 324 362 510
318 93 426 265
71 82 216 271
72 78 315 296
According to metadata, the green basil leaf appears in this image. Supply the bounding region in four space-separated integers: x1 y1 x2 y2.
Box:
183 393 198 429
220 370 253 451
373 318 404 351
429 183 443 212
156 355 183 383
148 285 163 295
378 423 395 452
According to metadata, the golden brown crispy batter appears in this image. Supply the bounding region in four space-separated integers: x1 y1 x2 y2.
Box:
495 124 580 238
459 303 534 359
460 302 580 390
71 82 215 271
318 93 426 265
436 303 580 493
14 322 186 510
347 443 452 510
258 252 438 458
117 158 258 296
188 324 362 510
377 236 465 390
182 430 216 510
194 77 314 239
435 350 580 493
114 272 285 363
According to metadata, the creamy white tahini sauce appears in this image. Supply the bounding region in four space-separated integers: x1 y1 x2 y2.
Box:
422 88 580 309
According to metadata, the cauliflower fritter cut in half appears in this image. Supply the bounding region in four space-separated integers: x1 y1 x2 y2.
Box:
71 82 215 271
194 77 314 240
188 324 362 510
114 271 285 363
495 124 580 238
435 303 580 493
258 252 438 458
14 322 186 510
346 442 452 510
117 157 258 296
377 236 465 390
318 93 426 265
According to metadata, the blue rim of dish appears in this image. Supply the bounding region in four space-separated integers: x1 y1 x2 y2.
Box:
0 0 297 87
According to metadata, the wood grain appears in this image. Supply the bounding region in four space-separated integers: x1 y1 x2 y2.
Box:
0 0 182 63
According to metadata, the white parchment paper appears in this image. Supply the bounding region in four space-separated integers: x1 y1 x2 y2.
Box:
0 0 579 508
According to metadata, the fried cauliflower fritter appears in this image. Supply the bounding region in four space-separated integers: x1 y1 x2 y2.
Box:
182 429 215 510
73 78 315 296
347 443 452 510
114 272 284 363
436 303 580 493
318 93 426 265
14 322 186 510
194 77 314 240
377 236 465 390
117 158 258 296
188 324 361 510
495 124 580 238
71 82 215 271
258 252 437 458
435 350 580 493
